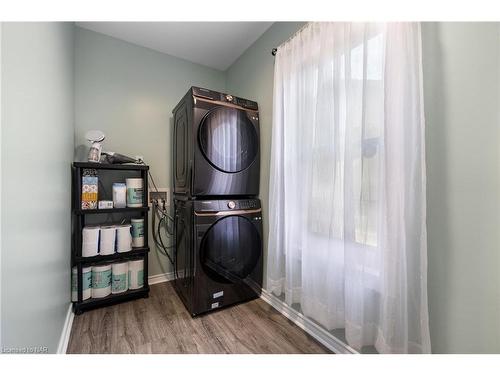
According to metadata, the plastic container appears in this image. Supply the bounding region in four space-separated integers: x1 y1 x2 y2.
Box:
71 266 92 301
91 264 112 298
131 218 145 247
111 262 129 294
128 259 144 290
126 178 143 207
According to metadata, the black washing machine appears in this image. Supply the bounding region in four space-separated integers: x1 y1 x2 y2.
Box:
172 87 260 198
173 198 263 316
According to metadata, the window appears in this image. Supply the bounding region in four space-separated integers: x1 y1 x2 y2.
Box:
305 32 384 248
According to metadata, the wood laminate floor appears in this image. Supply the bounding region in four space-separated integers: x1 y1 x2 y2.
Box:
67 282 331 354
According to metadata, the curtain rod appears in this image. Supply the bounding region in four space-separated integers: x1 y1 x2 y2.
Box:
270 22 311 57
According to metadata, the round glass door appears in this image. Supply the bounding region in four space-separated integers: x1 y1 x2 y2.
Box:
199 107 258 173
200 216 261 284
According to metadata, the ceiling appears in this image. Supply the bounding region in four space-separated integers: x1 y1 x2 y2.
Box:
76 22 273 71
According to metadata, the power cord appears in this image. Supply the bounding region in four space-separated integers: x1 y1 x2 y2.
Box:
135 160 176 265
146 167 176 265
151 199 175 264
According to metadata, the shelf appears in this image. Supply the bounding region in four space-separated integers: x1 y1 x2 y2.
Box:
74 207 149 215
73 287 150 314
75 247 150 264
73 162 149 171
72 162 150 314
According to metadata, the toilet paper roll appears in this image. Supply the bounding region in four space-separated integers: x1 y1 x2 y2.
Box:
111 262 129 294
71 266 92 301
131 218 144 248
116 224 132 253
92 264 112 298
99 226 116 255
82 226 100 257
126 178 143 208
128 259 144 290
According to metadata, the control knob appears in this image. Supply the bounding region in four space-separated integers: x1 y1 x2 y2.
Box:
225 95 233 102
227 201 236 209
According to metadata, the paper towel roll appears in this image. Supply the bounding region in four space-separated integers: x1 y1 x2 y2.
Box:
92 264 112 298
82 226 100 257
128 259 144 290
116 224 132 253
111 262 129 294
131 218 145 248
126 178 143 208
71 266 92 301
99 225 116 255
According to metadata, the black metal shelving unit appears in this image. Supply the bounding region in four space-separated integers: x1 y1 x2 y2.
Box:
71 162 150 315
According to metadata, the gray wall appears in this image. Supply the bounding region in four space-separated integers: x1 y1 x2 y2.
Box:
225 21 500 353
1 22 74 353
422 22 500 353
225 22 305 289
74 27 226 277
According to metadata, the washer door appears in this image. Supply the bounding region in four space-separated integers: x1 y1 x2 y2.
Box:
200 215 261 284
199 107 258 173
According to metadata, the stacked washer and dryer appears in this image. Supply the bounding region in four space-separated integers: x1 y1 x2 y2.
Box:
172 87 263 316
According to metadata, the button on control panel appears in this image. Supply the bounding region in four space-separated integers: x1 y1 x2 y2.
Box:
240 200 257 210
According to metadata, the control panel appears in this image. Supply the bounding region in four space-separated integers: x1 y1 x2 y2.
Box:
192 86 258 111
194 199 260 212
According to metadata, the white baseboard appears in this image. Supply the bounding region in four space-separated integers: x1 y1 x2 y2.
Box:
56 303 74 354
148 271 176 285
260 288 358 354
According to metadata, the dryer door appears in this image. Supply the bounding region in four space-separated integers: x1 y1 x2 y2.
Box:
199 107 258 173
200 215 261 284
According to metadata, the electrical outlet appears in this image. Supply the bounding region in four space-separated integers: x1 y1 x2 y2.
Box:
149 188 170 207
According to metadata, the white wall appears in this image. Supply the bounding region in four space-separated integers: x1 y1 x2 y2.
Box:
422 22 500 353
1 22 74 353
74 27 227 277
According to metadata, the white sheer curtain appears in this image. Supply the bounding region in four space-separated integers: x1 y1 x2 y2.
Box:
267 22 431 354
